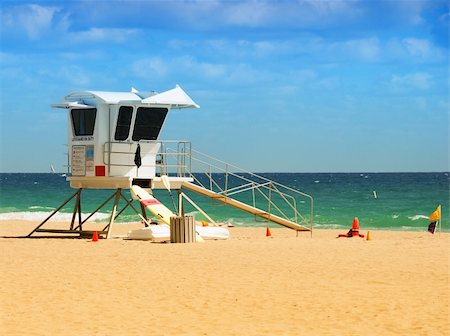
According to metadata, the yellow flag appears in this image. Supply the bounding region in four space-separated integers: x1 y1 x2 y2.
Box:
429 206 441 221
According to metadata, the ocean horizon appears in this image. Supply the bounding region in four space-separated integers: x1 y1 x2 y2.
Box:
0 172 448 232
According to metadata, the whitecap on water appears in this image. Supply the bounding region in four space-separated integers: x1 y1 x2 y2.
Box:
29 206 55 210
0 211 110 222
408 215 428 221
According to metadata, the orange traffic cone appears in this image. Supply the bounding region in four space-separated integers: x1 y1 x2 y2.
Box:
351 217 360 236
366 231 372 241
338 217 365 238
266 227 272 237
92 231 99 242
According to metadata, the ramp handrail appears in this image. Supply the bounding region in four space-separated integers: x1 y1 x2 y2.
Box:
163 147 313 230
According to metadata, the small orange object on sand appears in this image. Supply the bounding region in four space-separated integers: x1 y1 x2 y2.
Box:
92 231 99 242
338 217 365 238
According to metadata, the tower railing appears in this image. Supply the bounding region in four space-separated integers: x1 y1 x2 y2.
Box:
161 145 314 230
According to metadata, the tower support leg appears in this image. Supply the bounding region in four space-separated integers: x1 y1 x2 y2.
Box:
27 189 80 237
105 189 121 239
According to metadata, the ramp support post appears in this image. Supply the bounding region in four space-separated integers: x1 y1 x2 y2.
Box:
179 191 216 225
105 189 122 239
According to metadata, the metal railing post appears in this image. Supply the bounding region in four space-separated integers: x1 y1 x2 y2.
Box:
225 164 229 196
209 165 213 191
268 183 272 215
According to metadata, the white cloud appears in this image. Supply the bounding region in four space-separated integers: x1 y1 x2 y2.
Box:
199 62 227 78
132 57 168 78
305 0 359 17
168 37 323 62
218 0 364 29
132 55 257 84
391 72 432 92
162 0 364 30
173 56 227 79
22 4 59 39
386 38 445 63
1 4 63 40
394 0 427 25
227 63 262 83
340 38 380 61
180 36 380 63
223 0 272 27
402 38 435 59
57 51 107 61
344 38 380 61
69 28 140 44
1 4 137 45
439 12 449 26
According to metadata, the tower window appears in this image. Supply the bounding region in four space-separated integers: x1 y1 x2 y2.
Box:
132 107 168 141
114 106 133 141
71 109 97 136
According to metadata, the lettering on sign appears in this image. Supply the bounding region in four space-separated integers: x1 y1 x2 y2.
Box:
72 136 94 142
72 145 86 176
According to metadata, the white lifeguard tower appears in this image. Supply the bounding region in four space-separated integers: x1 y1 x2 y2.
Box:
29 85 202 238
56 85 197 189
28 85 313 240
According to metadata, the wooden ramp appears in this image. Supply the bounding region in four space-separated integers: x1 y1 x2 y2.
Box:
182 182 310 231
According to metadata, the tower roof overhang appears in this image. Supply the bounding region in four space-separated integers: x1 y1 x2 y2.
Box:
52 85 199 109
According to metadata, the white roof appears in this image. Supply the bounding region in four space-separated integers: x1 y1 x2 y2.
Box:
142 85 199 108
53 85 199 109
85 91 142 104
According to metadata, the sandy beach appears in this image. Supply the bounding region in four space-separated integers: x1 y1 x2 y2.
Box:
1 220 448 335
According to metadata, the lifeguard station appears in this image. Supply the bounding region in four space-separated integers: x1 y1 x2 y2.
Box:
28 85 313 240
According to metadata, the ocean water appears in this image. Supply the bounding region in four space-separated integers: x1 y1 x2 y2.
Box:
0 173 448 232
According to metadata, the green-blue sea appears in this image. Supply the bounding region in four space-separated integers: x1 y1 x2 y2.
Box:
0 173 448 232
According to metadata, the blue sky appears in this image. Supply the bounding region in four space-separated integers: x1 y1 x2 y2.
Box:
0 0 448 173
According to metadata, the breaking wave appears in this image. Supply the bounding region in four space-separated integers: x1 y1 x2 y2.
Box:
408 215 429 221
0 211 110 222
